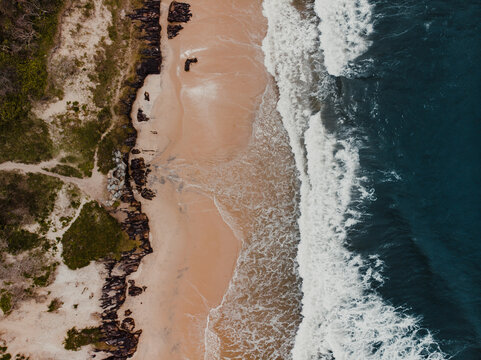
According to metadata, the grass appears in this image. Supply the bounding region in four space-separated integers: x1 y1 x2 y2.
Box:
61 201 136 269
3 229 43 255
47 298 63 312
96 0 148 174
64 327 101 351
0 290 12 314
0 171 62 254
0 171 63 226
0 0 65 163
33 263 58 287
53 106 111 177
46 164 83 178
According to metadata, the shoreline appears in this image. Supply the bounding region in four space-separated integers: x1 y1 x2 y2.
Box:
124 0 269 358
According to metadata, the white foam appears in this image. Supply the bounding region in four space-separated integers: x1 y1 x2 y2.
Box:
314 0 373 76
262 0 446 359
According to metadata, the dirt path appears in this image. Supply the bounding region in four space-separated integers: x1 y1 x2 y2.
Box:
0 160 107 204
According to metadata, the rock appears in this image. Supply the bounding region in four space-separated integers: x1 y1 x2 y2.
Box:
167 24 183 39
128 285 143 297
124 309 132 316
184 57 198 71
141 188 155 200
131 149 141 154
137 108 149 122
121 317 136 332
168 1 192 23
144 91 150 101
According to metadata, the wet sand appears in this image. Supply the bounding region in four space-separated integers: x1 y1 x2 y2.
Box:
125 0 268 359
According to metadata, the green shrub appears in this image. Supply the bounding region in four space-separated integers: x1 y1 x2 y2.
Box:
0 171 63 226
0 0 65 163
3 228 43 254
64 327 101 351
61 202 135 269
0 291 12 314
47 298 63 312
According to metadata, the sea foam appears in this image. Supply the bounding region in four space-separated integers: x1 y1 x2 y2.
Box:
314 0 373 77
262 0 446 358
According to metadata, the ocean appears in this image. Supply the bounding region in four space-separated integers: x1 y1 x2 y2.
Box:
206 0 481 358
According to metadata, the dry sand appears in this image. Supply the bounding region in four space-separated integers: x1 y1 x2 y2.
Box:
124 0 268 359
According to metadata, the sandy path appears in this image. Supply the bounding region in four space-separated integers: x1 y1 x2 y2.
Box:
124 0 268 359
0 161 107 204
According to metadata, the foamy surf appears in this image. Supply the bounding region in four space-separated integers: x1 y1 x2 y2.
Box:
262 0 447 359
314 0 373 77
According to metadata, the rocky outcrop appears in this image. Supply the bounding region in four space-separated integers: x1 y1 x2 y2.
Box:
121 0 161 129
184 57 198 71
99 1 161 358
167 24 183 39
107 151 127 205
140 188 155 200
137 108 149 122
168 1 192 23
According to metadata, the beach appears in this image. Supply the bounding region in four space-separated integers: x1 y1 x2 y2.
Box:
123 0 269 358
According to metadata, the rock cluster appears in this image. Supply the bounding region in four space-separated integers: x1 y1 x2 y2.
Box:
168 1 192 23
128 280 143 297
107 151 127 205
130 157 155 200
137 108 149 122
167 24 183 39
141 188 155 200
184 57 198 71
99 193 152 359
98 1 161 358
122 0 161 133
130 158 147 187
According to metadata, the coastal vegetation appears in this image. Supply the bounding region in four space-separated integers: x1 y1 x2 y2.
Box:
0 0 64 163
0 171 62 251
61 201 136 269
0 0 156 356
63 326 101 351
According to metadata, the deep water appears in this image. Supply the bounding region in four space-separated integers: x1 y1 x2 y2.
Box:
334 0 481 358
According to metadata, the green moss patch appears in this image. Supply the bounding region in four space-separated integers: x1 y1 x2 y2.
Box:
64 327 101 351
61 202 135 269
0 290 12 314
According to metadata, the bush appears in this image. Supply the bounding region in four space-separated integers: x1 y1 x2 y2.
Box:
4 228 43 254
61 202 135 269
0 171 63 226
0 291 12 314
64 327 101 351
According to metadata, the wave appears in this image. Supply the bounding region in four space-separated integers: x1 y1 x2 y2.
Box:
314 0 373 77
262 0 447 359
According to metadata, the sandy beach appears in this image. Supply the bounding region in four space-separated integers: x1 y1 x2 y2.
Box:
123 0 268 358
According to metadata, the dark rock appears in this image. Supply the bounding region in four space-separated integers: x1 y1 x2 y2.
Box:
184 57 198 71
124 309 132 316
168 1 192 23
121 317 136 332
128 285 143 297
167 24 183 39
141 188 156 200
137 108 149 122
100 1 160 358
144 91 150 101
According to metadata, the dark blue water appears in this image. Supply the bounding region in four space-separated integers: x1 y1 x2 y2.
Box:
335 0 481 358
